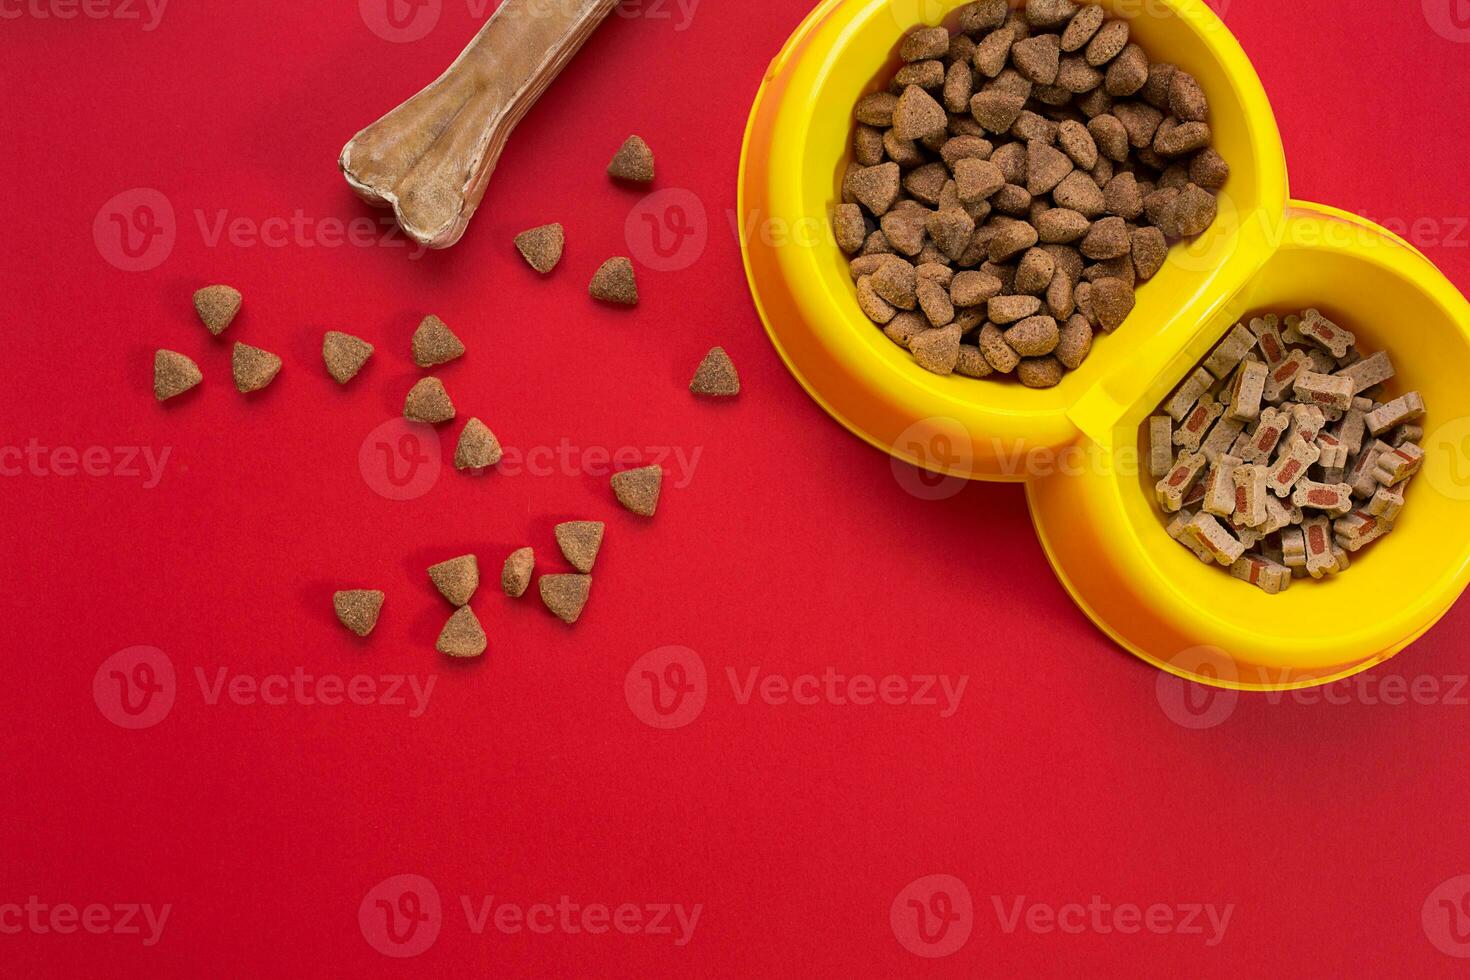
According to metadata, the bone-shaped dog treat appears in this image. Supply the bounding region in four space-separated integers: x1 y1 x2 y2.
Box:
340 0 619 249
1372 442 1424 487
1163 367 1215 422
1232 464 1269 528
1292 479 1354 518
1148 415 1174 477
1174 393 1223 451
1182 513 1246 567
1301 515 1338 578
1202 453 1240 518
1294 371 1354 412
1263 349 1310 404
1228 360 1268 421
1249 314 1287 366
1367 485 1406 522
1201 413 1245 463
1203 323 1257 379
1335 350 1394 394
1156 450 1207 513
1167 509 1215 564
1298 309 1355 359
1230 554 1291 594
1335 510 1393 553
1266 435 1320 497
1239 406 1289 464
1366 392 1426 436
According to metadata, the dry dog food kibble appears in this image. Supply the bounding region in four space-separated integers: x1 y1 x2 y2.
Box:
154 350 203 401
515 222 565 274
232 342 282 393
194 284 242 336
323 331 375 384
690 346 741 396
540 573 592 624
436 605 487 657
412 315 465 368
455 418 503 471
404 377 456 424
611 464 663 517
333 589 385 637
589 257 639 306
1145 307 1426 593
555 521 604 574
607 135 655 183
502 547 535 598
839 3 1226 386
428 554 480 607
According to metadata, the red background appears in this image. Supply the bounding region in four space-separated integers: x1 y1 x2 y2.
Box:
4 0 1470 975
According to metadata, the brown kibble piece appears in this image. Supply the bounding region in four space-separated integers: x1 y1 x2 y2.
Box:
404 377 455 423
1018 355 1065 388
893 85 949 140
428 554 479 607
607 135 655 183
871 258 918 309
1159 184 1218 239
1015 247 1056 295
927 208 976 262
1104 43 1148 96
910 323 963 375
323 331 374 384
951 271 1002 307
1024 0 1076 28
1011 34 1060 85
1131 225 1168 280
1026 139 1074 195
835 204 867 254
1153 119 1211 157
1057 119 1098 169
556 521 605 573
1081 215 1130 259
855 91 899 126
193 285 242 336
857 276 897 324
589 257 638 305
412 315 465 368
540 574 591 625
611 464 662 517
849 162 902 217
901 25 950 61
515 222 565 273
971 26 1015 77
455 418 503 470
1091 277 1135 331
988 294 1043 324
1085 19 1129 66
1104 172 1144 219
916 278 955 326
502 547 534 598
232 342 282 393
1189 148 1230 190
436 606 486 658
1004 315 1060 356
956 344 993 378
978 322 1021 373
333 590 384 638
953 158 1005 202
1055 313 1093 369
1035 207 1089 243
1087 113 1129 161
1168 70 1208 122
154 350 202 401
970 90 1027 133
690 346 740 396
883 312 927 349
879 209 928 256
1061 4 1104 50
1053 171 1106 217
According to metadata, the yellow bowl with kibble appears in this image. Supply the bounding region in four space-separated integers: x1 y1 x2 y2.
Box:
738 0 1470 688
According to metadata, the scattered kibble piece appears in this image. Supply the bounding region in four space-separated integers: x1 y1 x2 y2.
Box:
455 418 503 471
555 521 605 574
404 377 455 423
428 554 479 607
690 346 740 396
611 465 663 517
502 547 534 598
514 222 565 274
607 135 655 183
589 257 638 305
412 315 465 368
322 331 374 384
840 11 1228 384
193 285 241 336
232 342 282 393
539 574 591 624
154 350 202 401
1146 308 1425 592
436 605 487 657
333 590 384 637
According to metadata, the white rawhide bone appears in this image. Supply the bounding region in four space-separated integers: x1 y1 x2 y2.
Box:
340 0 618 249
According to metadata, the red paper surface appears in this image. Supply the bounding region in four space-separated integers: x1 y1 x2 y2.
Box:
4 0 1470 975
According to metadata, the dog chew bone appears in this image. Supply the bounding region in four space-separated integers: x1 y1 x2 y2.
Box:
339 0 618 249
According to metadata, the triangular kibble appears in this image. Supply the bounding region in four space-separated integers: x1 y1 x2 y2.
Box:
404 377 455 424
589 257 638 306
514 223 565 274
607 135 655 183
428 554 479 607
333 590 384 637
436 606 486 658
232 342 282 393
690 347 740 396
611 465 662 517
193 284 241 335
412 315 465 368
539 574 591 625
154 350 202 401
455 418 503 470
322 331 374 384
555 521 604 574
502 547 534 598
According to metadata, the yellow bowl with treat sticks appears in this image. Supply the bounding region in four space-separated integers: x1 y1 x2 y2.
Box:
738 0 1470 688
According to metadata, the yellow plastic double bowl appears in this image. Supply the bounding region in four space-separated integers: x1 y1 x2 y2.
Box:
739 0 1470 689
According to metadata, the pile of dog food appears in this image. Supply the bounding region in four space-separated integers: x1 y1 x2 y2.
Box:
836 0 1227 387
1149 309 1425 593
